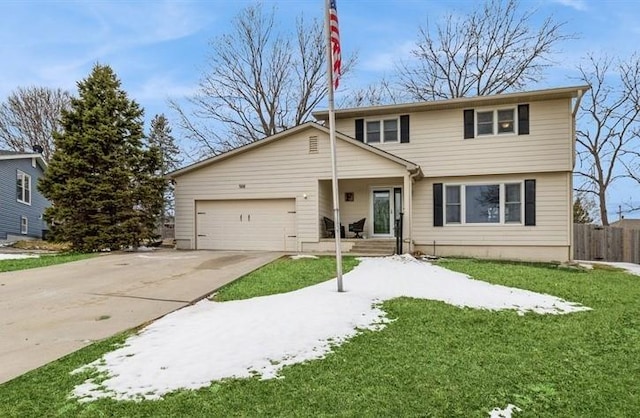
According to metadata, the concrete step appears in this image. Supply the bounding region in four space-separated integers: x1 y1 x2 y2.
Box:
348 239 396 255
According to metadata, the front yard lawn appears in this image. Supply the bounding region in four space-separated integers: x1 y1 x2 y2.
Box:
0 253 96 273
0 257 639 417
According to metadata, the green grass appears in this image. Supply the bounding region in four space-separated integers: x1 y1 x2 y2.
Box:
212 255 359 301
1 257 640 417
0 253 95 273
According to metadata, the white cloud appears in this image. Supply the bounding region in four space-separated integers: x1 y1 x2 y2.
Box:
552 0 589 12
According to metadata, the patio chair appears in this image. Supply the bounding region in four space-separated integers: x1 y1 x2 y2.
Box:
323 216 345 238
348 218 366 238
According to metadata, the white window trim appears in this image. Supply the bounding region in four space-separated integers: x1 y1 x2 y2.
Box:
17 170 32 206
21 216 28 235
444 182 524 226
475 107 517 137
365 117 400 144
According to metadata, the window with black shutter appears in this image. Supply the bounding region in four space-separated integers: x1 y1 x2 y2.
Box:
433 183 443 227
524 179 536 226
400 115 410 143
355 118 364 142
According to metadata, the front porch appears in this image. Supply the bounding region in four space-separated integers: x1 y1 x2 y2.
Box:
318 177 408 238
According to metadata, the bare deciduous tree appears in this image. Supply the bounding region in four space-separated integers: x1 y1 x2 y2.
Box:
172 4 353 158
0 86 71 160
340 79 401 108
397 0 572 101
574 54 640 226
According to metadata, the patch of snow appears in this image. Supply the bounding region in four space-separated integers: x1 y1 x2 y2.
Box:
0 253 39 261
124 246 155 252
289 254 319 260
489 404 522 418
576 260 640 276
71 255 590 402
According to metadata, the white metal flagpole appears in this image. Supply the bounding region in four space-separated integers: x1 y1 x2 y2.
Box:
325 0 343 292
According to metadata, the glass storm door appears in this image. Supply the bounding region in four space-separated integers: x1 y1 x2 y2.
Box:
372 189 392 236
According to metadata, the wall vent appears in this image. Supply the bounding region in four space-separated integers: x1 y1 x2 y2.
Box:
309 136 319 154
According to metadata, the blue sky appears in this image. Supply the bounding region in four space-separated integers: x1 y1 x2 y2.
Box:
1 0 639 217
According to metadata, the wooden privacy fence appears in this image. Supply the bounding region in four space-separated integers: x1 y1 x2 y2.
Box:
573 224 640 263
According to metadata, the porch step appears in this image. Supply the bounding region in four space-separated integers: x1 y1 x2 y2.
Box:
348 239 395 256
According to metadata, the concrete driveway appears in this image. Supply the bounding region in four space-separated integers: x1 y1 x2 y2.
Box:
0 249 283 384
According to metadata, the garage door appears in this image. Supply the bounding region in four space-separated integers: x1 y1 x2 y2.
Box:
196 199 296 251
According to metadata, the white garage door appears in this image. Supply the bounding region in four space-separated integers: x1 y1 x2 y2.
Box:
196 199 296 251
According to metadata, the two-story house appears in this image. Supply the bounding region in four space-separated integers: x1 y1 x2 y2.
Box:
0 150 49 241
169 85 588 262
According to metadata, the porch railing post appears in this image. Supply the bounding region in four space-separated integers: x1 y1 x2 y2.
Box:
395 212 404 254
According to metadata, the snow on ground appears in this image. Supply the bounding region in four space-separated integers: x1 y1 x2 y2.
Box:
71 255 590 402
0 253 39 261
289 254 319 260
577 260 640 276
490 404 522 418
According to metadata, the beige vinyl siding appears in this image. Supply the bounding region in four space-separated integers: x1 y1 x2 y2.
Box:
174 128 408 249
335 99 573 177
411 172 571 248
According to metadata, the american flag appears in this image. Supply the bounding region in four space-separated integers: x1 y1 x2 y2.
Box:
329 0 341 90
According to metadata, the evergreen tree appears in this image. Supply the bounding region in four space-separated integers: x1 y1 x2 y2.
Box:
147 114 181 217
39 64 163 251
573 197 594 224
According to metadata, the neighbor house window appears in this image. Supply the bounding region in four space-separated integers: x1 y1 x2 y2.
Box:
444 182 523 225
366 118 398 143
17 171 31 205
21 216 28 235
476 108 516 136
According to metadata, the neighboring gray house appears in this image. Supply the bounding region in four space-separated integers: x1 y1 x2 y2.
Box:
0 151 49 241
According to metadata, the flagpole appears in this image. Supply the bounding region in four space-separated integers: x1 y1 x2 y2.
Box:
325 0 343 292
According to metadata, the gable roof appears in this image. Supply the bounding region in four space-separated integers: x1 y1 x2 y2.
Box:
313 85 591 120
169 122 421 179
610 218 640 230
0 150 47 170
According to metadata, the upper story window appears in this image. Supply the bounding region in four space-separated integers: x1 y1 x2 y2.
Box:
355 115 410 144
366 119 398 143
476 108 516 136
463 104 529 139
17 170 31 205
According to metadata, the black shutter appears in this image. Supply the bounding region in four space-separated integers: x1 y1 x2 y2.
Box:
433 183 443 227
355 119 364 142
463 109 474 139
518 104 529 135
524 179 536 226
400 115 410 143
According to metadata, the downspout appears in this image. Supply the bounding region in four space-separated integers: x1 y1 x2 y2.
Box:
569 89 586 261
406 167 421 254
571 89 585 169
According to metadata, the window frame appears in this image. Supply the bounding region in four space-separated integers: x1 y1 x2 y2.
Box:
21 216 28 235
365 117 400 144
444 182 523 225
475 107 517 137
17 170 32 205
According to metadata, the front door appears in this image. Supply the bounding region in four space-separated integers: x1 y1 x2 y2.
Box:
372 189 392 236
